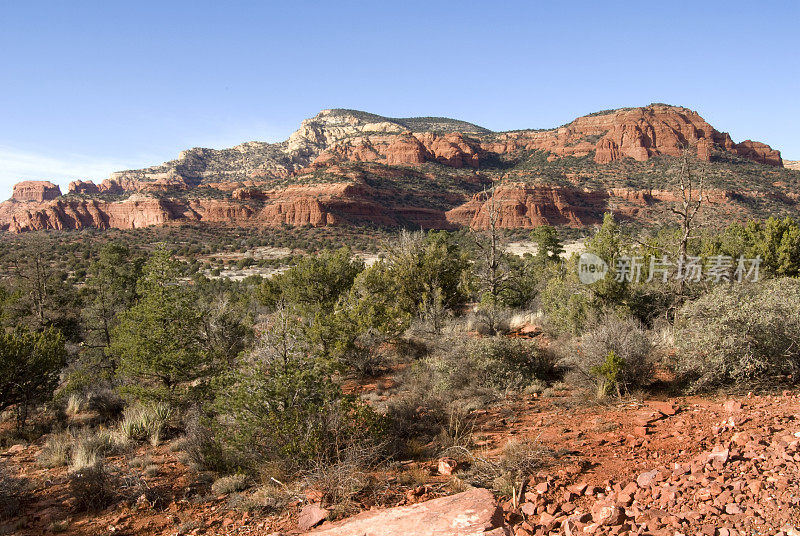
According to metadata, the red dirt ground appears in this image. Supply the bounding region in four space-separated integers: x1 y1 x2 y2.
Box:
1 389 798 535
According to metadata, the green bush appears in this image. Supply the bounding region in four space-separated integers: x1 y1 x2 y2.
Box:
540 258 592 336
675 278 800 390
110 249 212 406
210 313 385 476
0 327 67 428
591 351 626 398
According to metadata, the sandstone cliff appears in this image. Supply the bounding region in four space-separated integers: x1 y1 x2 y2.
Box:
2 104 793 233
11 181 62 202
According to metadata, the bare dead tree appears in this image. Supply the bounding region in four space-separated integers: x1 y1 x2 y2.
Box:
473 184 509 334
671 144 705 295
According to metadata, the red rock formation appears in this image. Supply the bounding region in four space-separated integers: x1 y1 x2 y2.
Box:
734 140 783 167
11 181 62 202
0 106 790 233
0 183 412 233
231 187 268 200
479 105 782 167
258 183 399 227
68 180 100 195
446 183 607 229
315 132 482 168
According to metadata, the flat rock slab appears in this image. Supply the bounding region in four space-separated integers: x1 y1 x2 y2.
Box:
309 487 509 535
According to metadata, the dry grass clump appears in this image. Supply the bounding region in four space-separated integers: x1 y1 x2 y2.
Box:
38 428 128 470
211 474 249 495
118 403 171 446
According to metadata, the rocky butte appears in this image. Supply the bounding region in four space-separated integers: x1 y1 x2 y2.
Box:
1 104 795 233
10 181 62 202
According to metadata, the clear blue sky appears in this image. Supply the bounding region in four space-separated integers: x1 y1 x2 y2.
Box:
1 1 798 196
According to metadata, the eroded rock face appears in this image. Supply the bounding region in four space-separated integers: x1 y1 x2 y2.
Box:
479 104 777 166
0 196 258 232
446 184 607 229
734 140 783 166
11 181 62 202
309 487 509 535
317 131 483 168
70 105 784 201
68 180 100 195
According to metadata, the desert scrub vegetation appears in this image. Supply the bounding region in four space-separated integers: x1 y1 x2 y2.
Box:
69 462 115 511
386 335 557 457
675 277 800 390
422 336 558 397
448 438 552 498
568 313 653 397
211 474 250 495
0 461 29 520
208 314 386 476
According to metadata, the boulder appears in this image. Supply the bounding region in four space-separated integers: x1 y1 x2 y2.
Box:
310 488 509 535
298 504 329 531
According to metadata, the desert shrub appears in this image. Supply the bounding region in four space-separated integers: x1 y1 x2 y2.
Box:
0 327 67 428
466 304 515 336
128 454 152 469
0 462 28 520
38 428 126 470
85 388 125 422
385 383 449 457
211 474 249 495
426 336 557 395
304 443 379 516
69 462 114 511
65 394 85 416
242 480 304 514
675 278 800 390
211 317 386 476
345 332 391 378
388 337 555 455
435 406 475 452
573 313 653 396
457 438 551 497
178 410 230 472
540 261 593 336
143 464 159 477
346 231 468 338
591 351 626 398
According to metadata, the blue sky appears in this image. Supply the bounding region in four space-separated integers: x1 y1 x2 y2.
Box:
1 1 798 196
